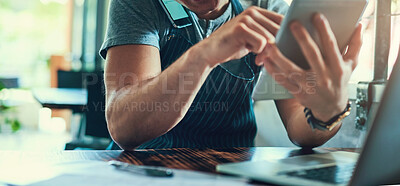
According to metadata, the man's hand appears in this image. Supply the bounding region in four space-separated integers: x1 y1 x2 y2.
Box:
261 13 363 122
193 6 283 67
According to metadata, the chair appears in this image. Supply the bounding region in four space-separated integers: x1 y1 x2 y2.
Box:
65 72 110 150
57 70 84 88
0 77 19 88
84 72 110 139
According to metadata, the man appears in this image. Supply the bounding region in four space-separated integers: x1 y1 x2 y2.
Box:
100 0 363 150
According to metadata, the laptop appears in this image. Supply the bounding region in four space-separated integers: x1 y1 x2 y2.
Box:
217 52 400 185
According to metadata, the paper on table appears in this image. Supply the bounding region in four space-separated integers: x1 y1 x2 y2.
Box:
0 162 59 185
27 161 250 186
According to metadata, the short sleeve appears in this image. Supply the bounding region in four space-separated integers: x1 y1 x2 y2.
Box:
241 0 289 15
264 0 289 15
99 0 164 59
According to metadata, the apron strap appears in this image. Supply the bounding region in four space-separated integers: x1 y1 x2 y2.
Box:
231 0 244 15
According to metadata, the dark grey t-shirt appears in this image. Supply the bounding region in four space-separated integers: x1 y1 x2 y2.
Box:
99 0 288 59
100 0 289 149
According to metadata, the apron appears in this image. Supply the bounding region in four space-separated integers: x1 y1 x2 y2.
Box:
109 0 262 150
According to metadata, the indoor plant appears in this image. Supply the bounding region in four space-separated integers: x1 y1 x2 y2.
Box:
0 82 21 133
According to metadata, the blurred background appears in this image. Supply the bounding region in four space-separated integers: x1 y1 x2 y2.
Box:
0 0 109 150
0 0 399 151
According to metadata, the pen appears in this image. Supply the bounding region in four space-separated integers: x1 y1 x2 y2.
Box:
108 160 174 177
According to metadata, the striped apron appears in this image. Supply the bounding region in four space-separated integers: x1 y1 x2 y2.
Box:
109 0 262 150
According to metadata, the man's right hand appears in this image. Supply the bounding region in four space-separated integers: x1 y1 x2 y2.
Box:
193 6 284 67
104 6 284 150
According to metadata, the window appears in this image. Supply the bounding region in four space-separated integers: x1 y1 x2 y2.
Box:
0 0 70 88
351 0 400 82
0 0 109 88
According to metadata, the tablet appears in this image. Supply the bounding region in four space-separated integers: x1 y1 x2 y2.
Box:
275 0 368 69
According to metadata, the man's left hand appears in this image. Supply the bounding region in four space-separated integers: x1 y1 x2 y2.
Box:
258 13 363 122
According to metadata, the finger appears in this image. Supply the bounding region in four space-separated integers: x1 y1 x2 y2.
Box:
241 16 275 43
265 43 304 75
244 8 282 36
247 6 285 25
263 59 301 93
255 52 265 66
290 21 325 73
344 24 363 70
313 13 342 69
255 42 274 66
236 23 268 54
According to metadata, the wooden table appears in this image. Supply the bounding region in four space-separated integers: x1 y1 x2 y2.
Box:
0 147 356 185
0 147 356 172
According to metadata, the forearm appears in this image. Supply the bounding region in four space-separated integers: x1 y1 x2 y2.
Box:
276 99 341 148
285 105 341 148
106 46 213 150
